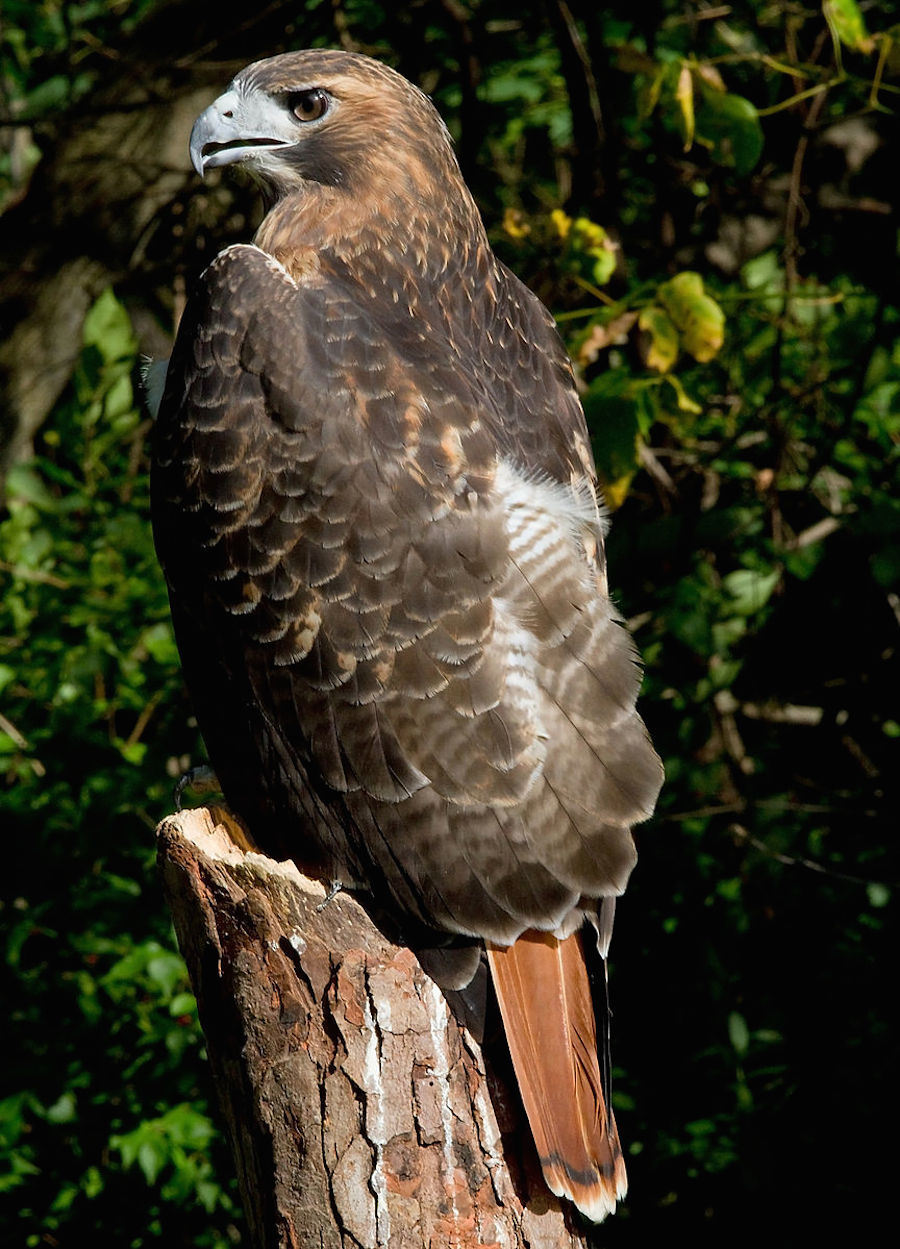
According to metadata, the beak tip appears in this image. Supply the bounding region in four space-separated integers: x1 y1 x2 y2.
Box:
189 108 213 179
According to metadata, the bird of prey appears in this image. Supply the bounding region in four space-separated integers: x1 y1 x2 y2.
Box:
151 49 663 1223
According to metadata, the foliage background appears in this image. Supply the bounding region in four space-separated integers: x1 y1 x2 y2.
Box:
1 1 895 1244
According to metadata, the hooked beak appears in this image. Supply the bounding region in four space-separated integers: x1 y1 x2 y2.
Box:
189 89 293 177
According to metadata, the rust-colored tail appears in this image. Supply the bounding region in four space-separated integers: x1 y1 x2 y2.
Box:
486 929 627 1222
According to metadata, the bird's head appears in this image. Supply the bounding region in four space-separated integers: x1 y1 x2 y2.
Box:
190 50 464 213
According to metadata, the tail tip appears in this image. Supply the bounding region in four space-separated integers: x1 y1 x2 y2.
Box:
543 1159 627 1223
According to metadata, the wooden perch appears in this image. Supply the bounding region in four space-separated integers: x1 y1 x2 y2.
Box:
157 807 590 1248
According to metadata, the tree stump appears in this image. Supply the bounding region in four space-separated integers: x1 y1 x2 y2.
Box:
157 807 590 1248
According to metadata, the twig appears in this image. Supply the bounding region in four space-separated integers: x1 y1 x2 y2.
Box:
756 80 836 117
713 689 755 775
124 690 164 750
716 689 825 725
0 710 28 749
731 824 896 889
547 0 605 206
639 442 677 498
784 517 840 549
0 561 70 589
739 701 823 726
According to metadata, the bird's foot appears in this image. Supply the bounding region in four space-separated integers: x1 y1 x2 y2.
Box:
316 879 343 911
173 764 221 812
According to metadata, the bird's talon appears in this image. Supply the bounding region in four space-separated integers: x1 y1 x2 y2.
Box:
316 880 343 911
172 764 220 812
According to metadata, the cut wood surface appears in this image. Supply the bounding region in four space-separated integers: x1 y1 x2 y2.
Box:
157 806 589 1248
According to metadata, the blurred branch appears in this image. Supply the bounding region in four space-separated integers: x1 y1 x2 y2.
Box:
438 0 483 178
546 0 604 207
784 517 840 549
730 824 897 888
0 710 29 749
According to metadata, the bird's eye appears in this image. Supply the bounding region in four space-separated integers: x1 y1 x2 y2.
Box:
288 89 329 123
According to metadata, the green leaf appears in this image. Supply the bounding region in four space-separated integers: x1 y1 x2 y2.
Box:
24 74 70 115
146 951 189 998
0 1153 41 1193
81 1166 104 1200
0 1092 34 1146
43 1092 77 1125
582 373 655 506
82 289 136 365
4 463 58 510
716 877 742 902
196 1178 222 1214
110 1104 217 1189
712 617 747 651
824 0 874 52
741 252 781 292
118 739 147 765
591 247 616 287
49 1180 79 1213
722 567 779 616
137 1138 167 1185
142 622 179 666
103 372 134 420
695 87 764 175
867 883 890 909
728 1011 750 1056
168 993 198 1018
102 872 142 898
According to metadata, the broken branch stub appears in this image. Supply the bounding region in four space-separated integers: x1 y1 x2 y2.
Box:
156 806 588 1248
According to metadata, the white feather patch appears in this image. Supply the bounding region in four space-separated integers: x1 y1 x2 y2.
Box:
494 458 609 544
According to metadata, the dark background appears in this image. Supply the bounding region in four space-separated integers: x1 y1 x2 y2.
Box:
1 2 896 1244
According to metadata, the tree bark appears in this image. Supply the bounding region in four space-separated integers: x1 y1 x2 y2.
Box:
157 806 589 1249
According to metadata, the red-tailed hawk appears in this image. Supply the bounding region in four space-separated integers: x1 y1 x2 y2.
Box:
152 49 663 1222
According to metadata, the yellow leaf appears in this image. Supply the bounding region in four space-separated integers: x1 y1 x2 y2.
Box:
639 306 679 373
664 374 702 414
657 272 725 362
502 208 530 240
569 217 617 285
550 208 572 240
658 271 704 311
676 62 695 150
602 472 635 510
572 216 607 250
824 0 875 54
681 296 725 361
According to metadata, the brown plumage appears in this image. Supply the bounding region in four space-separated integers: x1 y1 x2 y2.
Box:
151 49 663 1221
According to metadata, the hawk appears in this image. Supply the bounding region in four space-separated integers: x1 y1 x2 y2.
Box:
152 49 663 1222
